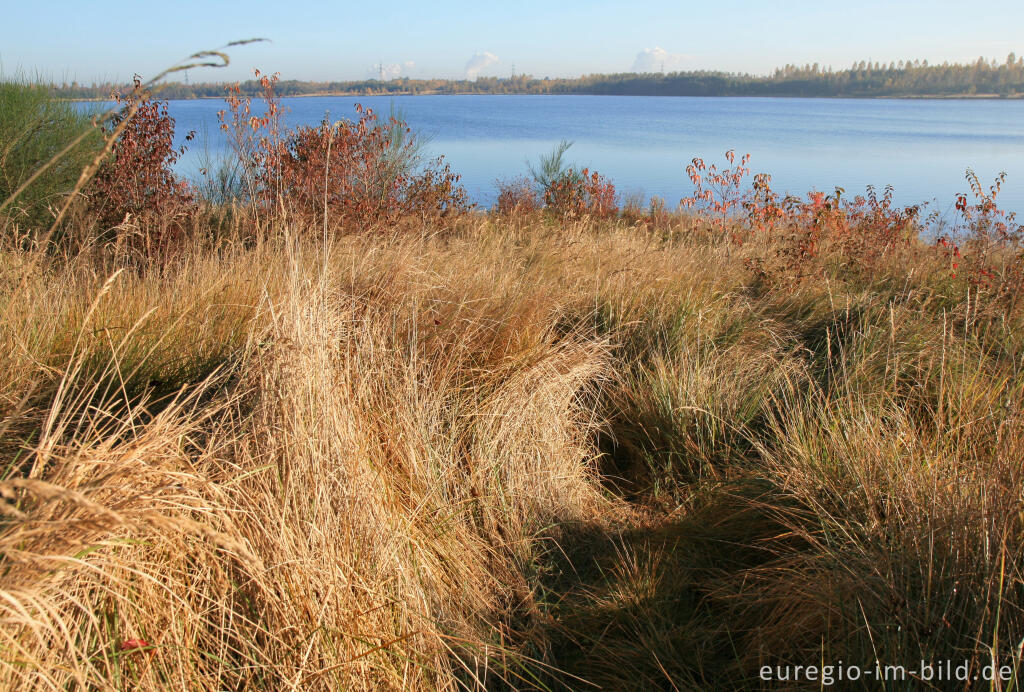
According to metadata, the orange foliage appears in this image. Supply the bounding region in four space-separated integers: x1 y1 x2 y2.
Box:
543 167 617 219
218 70 471 230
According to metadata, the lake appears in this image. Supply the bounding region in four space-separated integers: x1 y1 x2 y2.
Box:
125 95 1024 216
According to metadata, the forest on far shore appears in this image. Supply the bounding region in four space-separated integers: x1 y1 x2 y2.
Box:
54 54 1024 100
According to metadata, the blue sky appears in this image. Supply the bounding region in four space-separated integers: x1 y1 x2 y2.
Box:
2 0 1022 84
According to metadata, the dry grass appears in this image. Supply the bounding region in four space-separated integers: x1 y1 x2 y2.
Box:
1 212 1023 689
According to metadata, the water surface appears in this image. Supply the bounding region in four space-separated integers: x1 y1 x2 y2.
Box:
139 95 1024 215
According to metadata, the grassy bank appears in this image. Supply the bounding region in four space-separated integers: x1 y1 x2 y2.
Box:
2 78 1024 689
1 214 1023 688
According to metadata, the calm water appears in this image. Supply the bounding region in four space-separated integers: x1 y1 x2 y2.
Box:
113 95 1024 214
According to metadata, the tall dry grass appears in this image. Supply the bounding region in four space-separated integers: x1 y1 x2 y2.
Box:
0 222 625 689
1 206 1023 689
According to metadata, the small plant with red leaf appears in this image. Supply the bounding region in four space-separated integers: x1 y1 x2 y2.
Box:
681 150 930 283
935 169 1023 313
216 69 285 209
681 150 753 240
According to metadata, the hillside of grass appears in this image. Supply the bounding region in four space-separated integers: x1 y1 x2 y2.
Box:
2 77 1024 690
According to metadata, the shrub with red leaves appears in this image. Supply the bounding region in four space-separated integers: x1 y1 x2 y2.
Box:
218 72 471 231
88 76 196 243
495 176 541 216
543 167 617 219
401 157 471 227
684 151 931 283
269 108 470 229
275 107 407 225
840 185 920 267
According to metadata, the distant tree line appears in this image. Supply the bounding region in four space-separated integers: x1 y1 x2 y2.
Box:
55 55 1024 100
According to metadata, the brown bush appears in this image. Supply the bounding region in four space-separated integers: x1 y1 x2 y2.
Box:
218 73 471 232
86 77 196 252
543 167 617 220
495 176 541 216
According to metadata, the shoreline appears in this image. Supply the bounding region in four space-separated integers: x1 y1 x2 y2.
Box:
66 91 1024 102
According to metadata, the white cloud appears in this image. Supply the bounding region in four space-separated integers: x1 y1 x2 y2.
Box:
631 47 691 74
465 51 500 79
369 61 415 80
